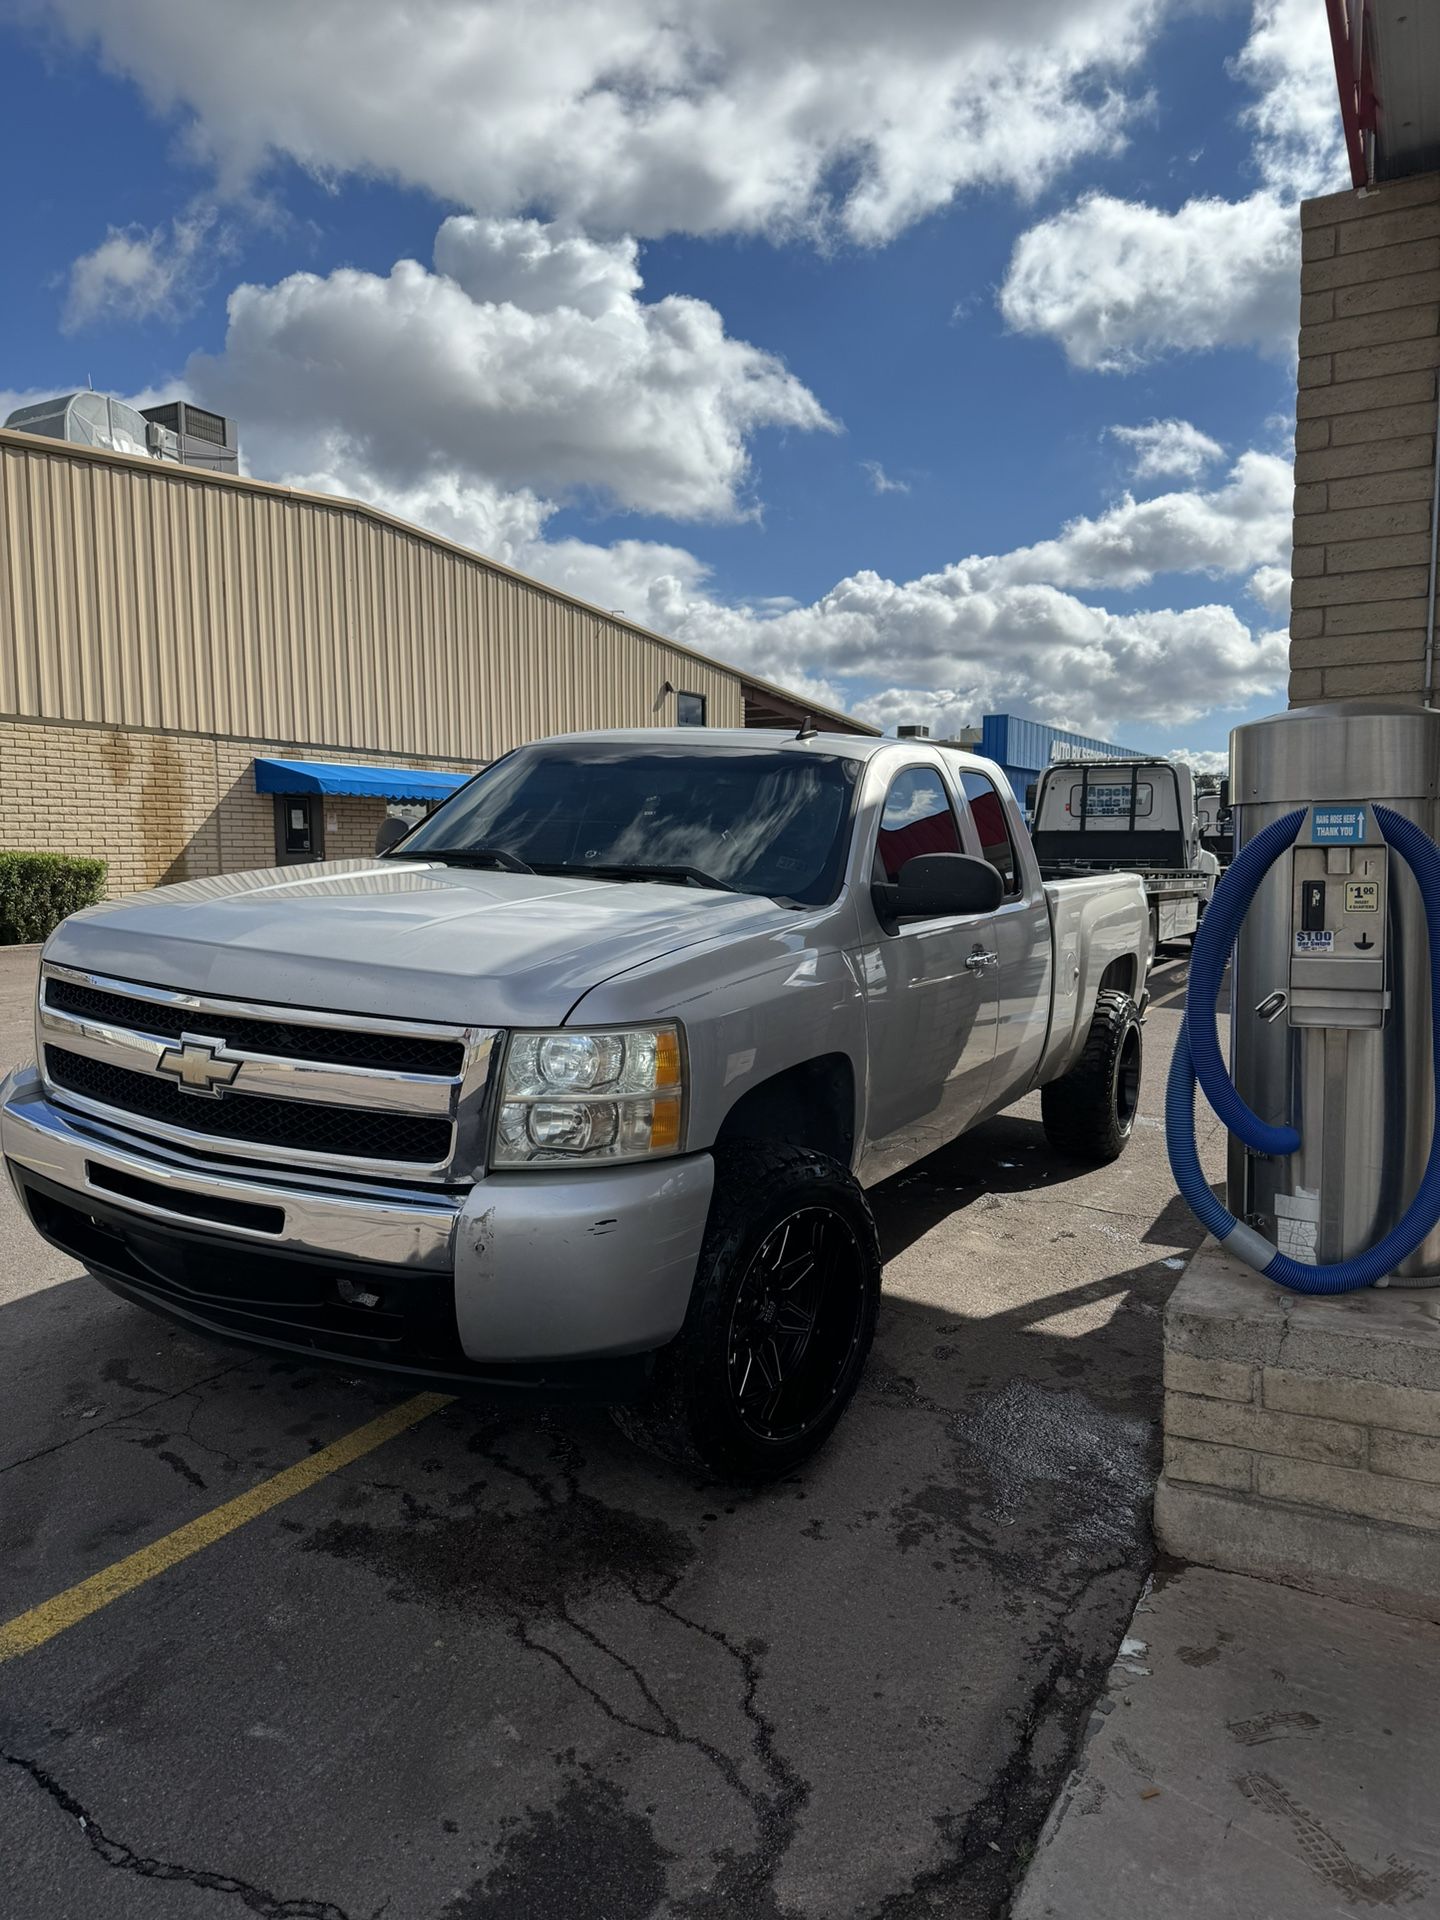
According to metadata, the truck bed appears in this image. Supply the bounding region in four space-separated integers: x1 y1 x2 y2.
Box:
1036 855 1209 902
1035 869 1153 1086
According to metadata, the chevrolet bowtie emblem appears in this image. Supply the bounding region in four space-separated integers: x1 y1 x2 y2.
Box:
156 1036 241 1097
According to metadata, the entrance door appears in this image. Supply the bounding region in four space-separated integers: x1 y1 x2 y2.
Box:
858 764 1001 1183
274 794 324 864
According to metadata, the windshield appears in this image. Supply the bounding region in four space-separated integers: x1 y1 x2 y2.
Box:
395 742 859 906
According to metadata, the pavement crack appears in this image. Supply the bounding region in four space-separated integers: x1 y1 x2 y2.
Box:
5 1751 352 1919
565 1598 755 1802
475 1430 811 1912
0 1360 250 1479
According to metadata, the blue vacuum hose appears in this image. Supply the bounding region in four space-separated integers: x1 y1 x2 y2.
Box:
1167 803 1440 1293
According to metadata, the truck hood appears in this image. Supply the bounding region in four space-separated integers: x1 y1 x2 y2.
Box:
45 858 802 1028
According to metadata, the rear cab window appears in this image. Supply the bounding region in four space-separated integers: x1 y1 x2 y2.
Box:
1065 781 1153 820
958 769 1021 896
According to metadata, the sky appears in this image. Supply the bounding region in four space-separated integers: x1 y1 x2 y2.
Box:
0 0 1347 770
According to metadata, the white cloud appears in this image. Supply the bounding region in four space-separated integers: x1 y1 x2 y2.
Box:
861 460 911 496
1000 191 1301 369
968 452 1291 591
1167 747 1230 777
694 587 1287 738
998 0 1347 368
1233 0 1348 200
1108 418 1224 482
188 216 834 522
1247 563 1292 615
29 0 1166 245
63 203 226 331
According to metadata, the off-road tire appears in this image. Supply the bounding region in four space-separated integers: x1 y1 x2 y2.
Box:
1040 988 1143 1164
612 1142 881 1481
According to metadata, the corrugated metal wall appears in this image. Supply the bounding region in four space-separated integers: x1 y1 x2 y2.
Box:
0 430 745 756
979 714 1149 770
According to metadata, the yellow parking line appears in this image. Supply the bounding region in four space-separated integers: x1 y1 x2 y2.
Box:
0 1390 453 1664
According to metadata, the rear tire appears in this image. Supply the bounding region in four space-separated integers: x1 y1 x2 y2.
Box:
1041 989 1143 1164
612 1143 881 1481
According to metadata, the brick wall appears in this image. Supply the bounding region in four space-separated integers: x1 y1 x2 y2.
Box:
1164 1349 1440 1535
1156 1240 1440 1621
0 717 482 898
1290 172 1440 705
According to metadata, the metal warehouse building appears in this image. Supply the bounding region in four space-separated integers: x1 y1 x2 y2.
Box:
0 426 872 897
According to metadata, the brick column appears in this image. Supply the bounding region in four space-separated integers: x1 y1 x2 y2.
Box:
1157 1240 1440 1622
1290 173 1440 705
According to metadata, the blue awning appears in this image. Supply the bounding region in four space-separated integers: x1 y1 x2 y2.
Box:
253 757 473 803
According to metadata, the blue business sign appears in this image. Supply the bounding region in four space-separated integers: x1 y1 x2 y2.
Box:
1311 805 1366 844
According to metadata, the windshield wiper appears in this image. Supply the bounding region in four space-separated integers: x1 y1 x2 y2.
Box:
402 846 535 874
543 861 739 893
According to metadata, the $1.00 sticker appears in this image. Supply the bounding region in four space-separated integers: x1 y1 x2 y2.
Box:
1294 931 1334 953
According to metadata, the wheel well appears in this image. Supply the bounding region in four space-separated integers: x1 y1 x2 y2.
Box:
1099 955 1136 997
715 1055 855 1167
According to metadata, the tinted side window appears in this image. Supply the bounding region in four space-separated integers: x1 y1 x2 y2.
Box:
960 770 1020 895
876 768 961 884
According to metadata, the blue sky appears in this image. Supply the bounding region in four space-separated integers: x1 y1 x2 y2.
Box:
0 0 1345 764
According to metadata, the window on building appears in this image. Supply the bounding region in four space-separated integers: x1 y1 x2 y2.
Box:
676 691 706 726
874 768 962 885
959 770 1020 895
274 794 323 863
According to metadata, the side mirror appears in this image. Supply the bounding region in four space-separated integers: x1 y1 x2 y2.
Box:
881 853 1004 920
375 815 411 855
1218 778 1231 810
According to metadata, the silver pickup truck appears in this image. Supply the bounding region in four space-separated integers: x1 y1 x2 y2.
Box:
2 729 1150 1479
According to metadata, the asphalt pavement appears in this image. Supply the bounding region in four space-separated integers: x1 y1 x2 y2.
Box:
0 944 1226 1920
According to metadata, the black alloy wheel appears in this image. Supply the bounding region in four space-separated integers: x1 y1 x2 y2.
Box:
726 1206 868 1444
611 1142 882 1480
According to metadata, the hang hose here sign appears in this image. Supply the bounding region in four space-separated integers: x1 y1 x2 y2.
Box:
1312 806 1367 844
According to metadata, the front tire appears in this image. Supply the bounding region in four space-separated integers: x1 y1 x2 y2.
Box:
1041 988 1143 1164
612 1143 881 1481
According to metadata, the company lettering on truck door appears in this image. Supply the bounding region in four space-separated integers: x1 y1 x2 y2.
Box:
1067 782 1153 818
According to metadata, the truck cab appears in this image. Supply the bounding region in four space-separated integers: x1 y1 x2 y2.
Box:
1030 757 1221 945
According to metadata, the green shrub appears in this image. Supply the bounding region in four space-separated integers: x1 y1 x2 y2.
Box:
0 852 108 945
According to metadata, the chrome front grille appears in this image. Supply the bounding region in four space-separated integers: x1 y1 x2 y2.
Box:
44 976 466 1076
38 964 498 1181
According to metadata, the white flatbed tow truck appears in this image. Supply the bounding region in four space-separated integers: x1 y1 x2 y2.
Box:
1029 758 1220 948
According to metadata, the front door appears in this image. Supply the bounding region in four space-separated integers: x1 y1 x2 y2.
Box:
857 764 1001 1183
274 794 324 864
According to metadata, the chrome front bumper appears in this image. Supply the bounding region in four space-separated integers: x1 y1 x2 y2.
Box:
1 1066 712 1367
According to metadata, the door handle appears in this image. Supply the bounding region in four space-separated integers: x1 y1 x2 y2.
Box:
965 950 998 972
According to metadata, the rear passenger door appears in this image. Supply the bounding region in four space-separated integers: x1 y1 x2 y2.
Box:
857 765 1001 1182
954 767 1052 1101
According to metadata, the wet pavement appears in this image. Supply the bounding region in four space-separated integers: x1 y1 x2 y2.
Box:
0 945 1226 1919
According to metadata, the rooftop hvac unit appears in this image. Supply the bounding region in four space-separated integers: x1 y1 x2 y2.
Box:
140 400 238 472
897 724 931 739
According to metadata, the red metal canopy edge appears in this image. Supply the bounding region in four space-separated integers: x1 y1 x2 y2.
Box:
1326 0 1378 189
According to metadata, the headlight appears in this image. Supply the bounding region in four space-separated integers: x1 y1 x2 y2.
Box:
492 1025 685 1168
